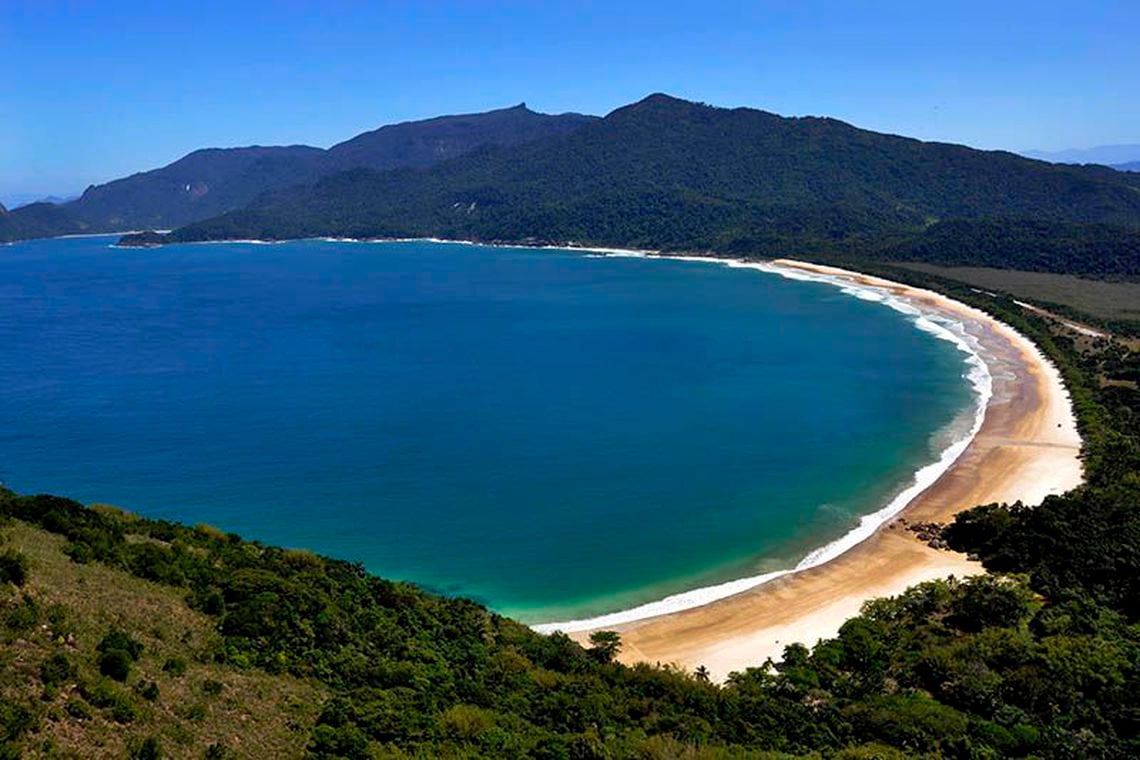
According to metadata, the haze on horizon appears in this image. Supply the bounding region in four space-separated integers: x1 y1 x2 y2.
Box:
1 0 1137 205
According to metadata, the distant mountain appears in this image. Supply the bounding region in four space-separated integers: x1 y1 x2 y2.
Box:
147 94 1140 276
30 194 79 206
1023 144 1140 166
1 201 84 242
68 145 329 232
1 105 597 242
2 191 79 209
1116 161 1140 173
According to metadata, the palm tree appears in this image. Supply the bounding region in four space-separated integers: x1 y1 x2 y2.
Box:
694 665 710 683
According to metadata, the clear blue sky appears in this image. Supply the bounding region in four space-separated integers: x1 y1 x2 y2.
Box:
1 1 1137 202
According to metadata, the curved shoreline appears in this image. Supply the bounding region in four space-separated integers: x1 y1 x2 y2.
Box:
533 256 995 633
564 259 1083 680
97 233 1084 663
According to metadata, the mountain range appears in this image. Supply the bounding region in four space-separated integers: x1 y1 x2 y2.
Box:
0 104 595 241
7 95 1140 279
1022 143 1140 166
127 94 1140 278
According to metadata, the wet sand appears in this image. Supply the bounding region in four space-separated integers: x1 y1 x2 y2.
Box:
570 259 1083 681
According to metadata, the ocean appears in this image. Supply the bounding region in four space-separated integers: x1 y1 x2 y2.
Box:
0 236 977 623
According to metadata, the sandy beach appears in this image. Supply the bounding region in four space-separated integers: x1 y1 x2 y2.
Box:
567 258 1084 681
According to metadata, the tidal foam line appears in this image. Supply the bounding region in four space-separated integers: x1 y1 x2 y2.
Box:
533 257 993 634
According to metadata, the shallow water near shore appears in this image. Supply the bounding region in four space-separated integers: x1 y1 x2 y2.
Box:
0 236 975 623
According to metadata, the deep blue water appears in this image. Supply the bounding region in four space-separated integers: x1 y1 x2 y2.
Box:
0 236 973 621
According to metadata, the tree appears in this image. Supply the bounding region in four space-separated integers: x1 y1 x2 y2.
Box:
587 631 622 664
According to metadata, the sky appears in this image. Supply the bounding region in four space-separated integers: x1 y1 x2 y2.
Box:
1 0 1137 204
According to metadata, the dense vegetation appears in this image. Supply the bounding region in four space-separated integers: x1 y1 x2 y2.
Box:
879 219 1140 279
0 105 596 240
123 95 1140 279
2 274 1138 758
5 93 1140 757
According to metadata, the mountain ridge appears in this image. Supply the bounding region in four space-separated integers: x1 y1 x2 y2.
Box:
1023 143 1140 165
135 93 1140 277
0 105 598 241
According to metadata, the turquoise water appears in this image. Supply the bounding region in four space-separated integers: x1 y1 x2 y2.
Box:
0 236 974 622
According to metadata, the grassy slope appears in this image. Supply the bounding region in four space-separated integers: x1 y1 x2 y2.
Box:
1 517 324 759
891 263 1140 325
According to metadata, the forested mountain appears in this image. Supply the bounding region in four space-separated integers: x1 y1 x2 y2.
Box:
0 201 84 242
1116 161 1140 172
62 145 329 232
139 94 1140 275
326 103 596 170
880 219 1140 278
0 105 597 241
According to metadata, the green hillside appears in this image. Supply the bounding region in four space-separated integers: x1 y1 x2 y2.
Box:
0 106 596 242
144 94 1140 278
0 202 84 242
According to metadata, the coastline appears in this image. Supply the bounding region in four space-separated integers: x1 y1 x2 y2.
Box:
361 238 1082 644
532 254 994 633
559 258 1083 680
92 232 1084 661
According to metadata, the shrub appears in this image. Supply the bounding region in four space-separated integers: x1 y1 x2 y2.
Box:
63 542 92 564
65 698 92 721
308 723 370 759
134 680 159 701
204 743 237 760
98 649 134 682
83 680 137 723
128 736 161 759
82 680 119 708
181 703 207 722
0 550 28 586
3 596 38 631
97 629 143 660
0 700 37 743
110 699 137 724
161 657 187 677
45 604 71 638
39 653 73 687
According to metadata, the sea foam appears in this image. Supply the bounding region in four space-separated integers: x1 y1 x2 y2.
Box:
96 231 999 629
533 257 993 634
